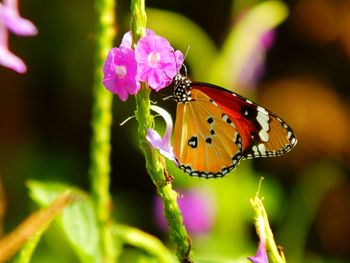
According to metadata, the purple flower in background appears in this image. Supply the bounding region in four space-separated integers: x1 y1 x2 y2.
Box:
135 34 184 91
0 0 37 73
102 47 140 101
0 25 25 73
146 105 177 163
238 30 275 88
154 188 216 235
248 215 269 263
248 242 269 263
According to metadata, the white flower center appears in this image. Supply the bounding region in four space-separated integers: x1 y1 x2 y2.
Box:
115 65 127 78
148 52 160 67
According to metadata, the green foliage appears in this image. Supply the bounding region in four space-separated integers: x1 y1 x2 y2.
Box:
27 181 101 263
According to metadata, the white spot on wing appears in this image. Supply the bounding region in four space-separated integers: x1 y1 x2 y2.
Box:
257 111 270 131
258 143 266 155
259 129 269 142
252 145 259 156
257 106 268 114
291 138 297 145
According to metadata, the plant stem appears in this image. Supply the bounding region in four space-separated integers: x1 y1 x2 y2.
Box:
90 0 116 261
130 0 192 261
250 196 286 263
112 223 177 263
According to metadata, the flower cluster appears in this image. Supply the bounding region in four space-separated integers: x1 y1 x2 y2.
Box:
0 0 37 73
102 30 184 101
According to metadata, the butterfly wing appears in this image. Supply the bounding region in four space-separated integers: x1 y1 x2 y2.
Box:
173 89 243 178
193 82 297 159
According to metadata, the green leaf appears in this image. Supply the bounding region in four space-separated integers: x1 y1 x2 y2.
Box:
27 180 101 263
112 224 177 263
13 226 45 263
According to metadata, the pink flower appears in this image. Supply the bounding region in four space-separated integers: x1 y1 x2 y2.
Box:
102 30 184 100
248 242 269 263
0 0 37 73
120 29 155 49
238 30 275 88
0 3 37 36
102 47 140 101
135 34 184 91
0 22 26 73
146 105 176 163
248 215 269 263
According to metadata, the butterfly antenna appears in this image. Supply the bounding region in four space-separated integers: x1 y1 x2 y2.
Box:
163 95 173 101
119 115 136 126
172 46 190 75
181 46 190 76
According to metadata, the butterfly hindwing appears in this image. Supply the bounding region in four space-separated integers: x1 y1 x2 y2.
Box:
174 89 242 178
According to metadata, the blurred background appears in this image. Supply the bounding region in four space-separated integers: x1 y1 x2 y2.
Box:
0 0 349 262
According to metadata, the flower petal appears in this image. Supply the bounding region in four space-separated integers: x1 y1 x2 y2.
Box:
248 242 269 263
120 29 156 49
146 105 177 163
135 33 184 92
102 47 140 101
0 5 37 36
0 45 27 73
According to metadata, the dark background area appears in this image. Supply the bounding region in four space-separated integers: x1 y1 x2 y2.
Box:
0 0 350 261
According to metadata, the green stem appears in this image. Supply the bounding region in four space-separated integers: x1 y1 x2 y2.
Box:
250 196 285 263
90 0 116 261
112 224 177 263
130 1 192 261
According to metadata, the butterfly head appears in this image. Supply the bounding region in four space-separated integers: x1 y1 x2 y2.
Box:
173 73 193 103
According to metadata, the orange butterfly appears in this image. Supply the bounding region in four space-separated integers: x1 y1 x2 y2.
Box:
172 74 297 178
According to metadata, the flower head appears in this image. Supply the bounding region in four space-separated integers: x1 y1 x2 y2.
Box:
146 105 176 162
135 34 184 91
103 30 183 100
102 47 140 101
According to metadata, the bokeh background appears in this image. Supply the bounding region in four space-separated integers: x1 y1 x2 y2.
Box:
0 0 350 262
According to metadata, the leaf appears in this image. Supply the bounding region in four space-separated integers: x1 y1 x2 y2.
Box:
27 180 101 263
0 193 74 262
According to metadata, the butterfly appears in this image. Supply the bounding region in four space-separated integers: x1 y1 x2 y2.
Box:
172 73 297 178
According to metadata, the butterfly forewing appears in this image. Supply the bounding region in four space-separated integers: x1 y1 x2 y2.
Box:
174 89 242 178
